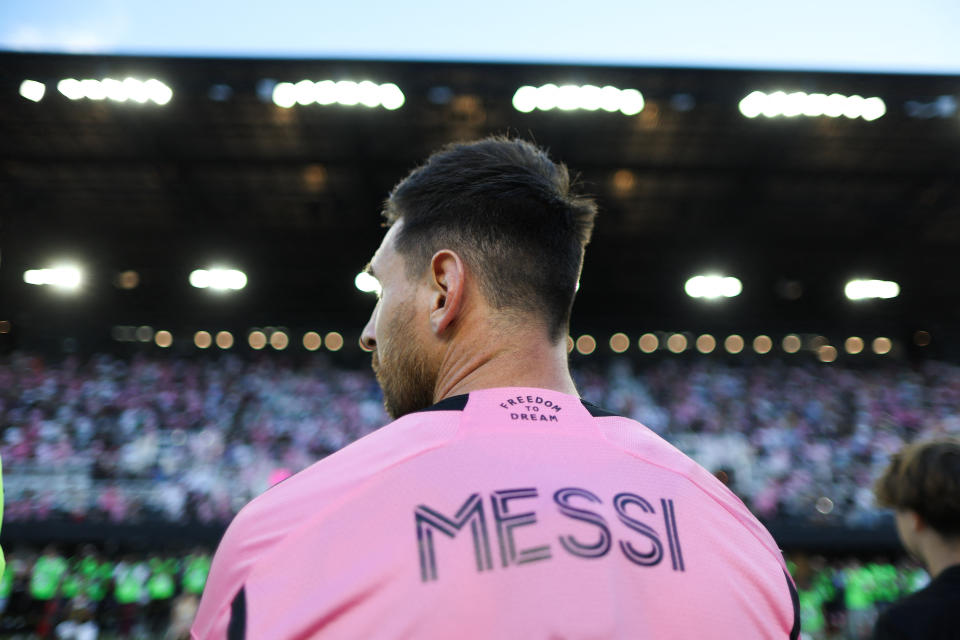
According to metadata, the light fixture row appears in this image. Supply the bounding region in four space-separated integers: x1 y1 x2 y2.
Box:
271 80 404 110
568 332 903 358
19 77 897 125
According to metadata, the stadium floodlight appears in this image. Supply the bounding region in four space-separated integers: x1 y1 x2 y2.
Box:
738 91 765 118
102 78 128 102
144 79 173 105
844 279 900 300
189 268 247 291
512 86 538 113
272 82 297 108
272 79 404 110
684 275 742 299
354 271 382 295
378 83 405 110
358 80 381 108
57 78 84 100
335 80 360 106
23 266 83 291
81 79 107 100
123 78 150 103
19 80 46 102
860 97 886 121
295 79 317 105
55 77 172 105
512 84 644 116
738 90 885 121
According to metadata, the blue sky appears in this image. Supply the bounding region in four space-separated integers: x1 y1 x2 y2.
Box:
2 0 959 73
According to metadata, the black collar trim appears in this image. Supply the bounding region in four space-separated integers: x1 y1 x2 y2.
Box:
417 394 470 413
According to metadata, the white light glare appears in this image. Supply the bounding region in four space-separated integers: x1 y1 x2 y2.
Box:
272 80 404 110
23 266 82 290
354 272 382 295
685 275 743 299
19 80 46 102
739 91 885 121
512 84 644 115
55 77 172 105
189 269 247 291
844 279 900 300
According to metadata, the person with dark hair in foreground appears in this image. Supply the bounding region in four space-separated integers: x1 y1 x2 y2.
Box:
192 137 799 639
873 438 960 640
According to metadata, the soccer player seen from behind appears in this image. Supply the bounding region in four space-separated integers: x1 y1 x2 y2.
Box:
872 438 960 639
192 137 800 639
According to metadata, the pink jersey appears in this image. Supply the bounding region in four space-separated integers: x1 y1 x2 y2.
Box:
192 387 799 639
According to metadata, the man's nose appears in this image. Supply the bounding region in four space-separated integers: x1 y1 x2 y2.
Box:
360 306 377 351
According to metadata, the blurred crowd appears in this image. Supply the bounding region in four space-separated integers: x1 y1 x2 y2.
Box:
2 351 959 526
787 555 928 640
0 545 210 639
578 358 960 525
0 544 926 640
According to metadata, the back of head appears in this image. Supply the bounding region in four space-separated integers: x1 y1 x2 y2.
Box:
875 438 960 537
384 136 597 341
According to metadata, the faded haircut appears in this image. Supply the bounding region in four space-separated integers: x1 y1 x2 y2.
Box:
383 136 597 342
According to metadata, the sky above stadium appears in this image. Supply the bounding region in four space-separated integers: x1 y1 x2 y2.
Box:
2 0 959 74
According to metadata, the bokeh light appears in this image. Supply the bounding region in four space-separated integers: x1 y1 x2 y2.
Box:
845 337 864 354
782 334 802 353
116 270 140 289
817 345 838 363
696 334 716 354
575 335 597 355
667 333 687 353
194 331 212 349
724 335 744 354
248 330 267 350
753 335 772 354
303 331 322 351
325 331 344 351
638 333 659 353
270 331 289 350
872 337 892 355
609 332 630 353
154 330 172 348
216 331 234 349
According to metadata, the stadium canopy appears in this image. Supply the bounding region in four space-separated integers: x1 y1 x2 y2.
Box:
1 53 958 356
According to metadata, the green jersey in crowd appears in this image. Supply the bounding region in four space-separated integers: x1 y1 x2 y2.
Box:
147 557 179 600
30 553 68 600
115 560 149 605
182 553 211 595
844 565 876 611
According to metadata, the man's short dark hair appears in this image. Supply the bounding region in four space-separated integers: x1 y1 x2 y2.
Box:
875 438 960 536
384 136 597 341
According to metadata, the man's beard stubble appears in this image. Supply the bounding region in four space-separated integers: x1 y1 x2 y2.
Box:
371 306 438 420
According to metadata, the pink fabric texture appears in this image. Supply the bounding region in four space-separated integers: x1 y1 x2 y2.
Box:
193 387 797 639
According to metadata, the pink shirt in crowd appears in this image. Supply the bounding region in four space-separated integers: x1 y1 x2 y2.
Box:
193 387 799 639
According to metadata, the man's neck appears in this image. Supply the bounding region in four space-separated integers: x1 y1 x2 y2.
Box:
921 535 960 579
432 329 577 402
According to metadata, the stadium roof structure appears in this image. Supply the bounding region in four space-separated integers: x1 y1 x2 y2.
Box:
1 53 958 358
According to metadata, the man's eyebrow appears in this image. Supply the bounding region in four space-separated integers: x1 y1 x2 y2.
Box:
363 261 377 279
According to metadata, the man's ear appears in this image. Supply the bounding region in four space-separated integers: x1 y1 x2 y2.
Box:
428 250 465 335
910 511 927 533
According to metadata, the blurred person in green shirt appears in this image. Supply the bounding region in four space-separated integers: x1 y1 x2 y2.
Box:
147 552 179 634
181 549 210 596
